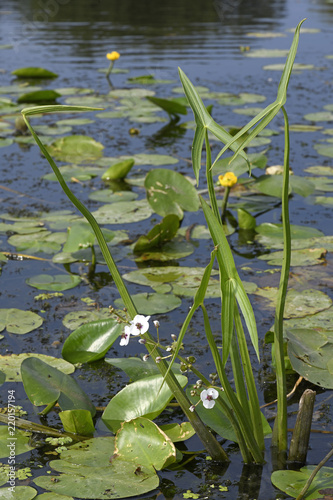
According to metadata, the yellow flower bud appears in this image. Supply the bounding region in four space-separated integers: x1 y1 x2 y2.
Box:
106 51 120 61
218 172 238 188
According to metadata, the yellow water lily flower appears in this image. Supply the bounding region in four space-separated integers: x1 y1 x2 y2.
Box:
218 172 238 188
106 51 120 61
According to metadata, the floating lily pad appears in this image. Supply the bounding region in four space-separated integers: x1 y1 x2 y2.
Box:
253 174 315 198
12 67 58 78
245 49 289 58
26 274 81 291
0 44 13 49
134 215 180 252
159 422 195 442
0 427 36 459
62 308 112 330
89 189 138 203
304 165 333 175
17 90 61 103
55 88 93 96
306 176 333 192
0 485 37 500
0 353 74 382
212 152 267 177
312 195 333 206
289 124 323 132
92 199 153 224
314 143 333 158
246 32 286 38
45 135 104 163
109 88 155 98
34 437 159 499
114 292 181 314
0 138 13 148
272 466 333 499
0 308 43 335
233 107 265 116
145 169 199 218
284 307 333 332
43 165 102 181
106 356 181 381
33 124 73 135
258 247 327 266
264 63 315 71
119 153 178 166
304 111 333 122
134 239 194 262
64 96 105 106
254 288 332 318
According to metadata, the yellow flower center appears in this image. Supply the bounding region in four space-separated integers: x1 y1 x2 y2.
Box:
106 51 120 61
218 172 238 188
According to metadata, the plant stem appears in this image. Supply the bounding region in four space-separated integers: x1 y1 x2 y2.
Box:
221 186 230 222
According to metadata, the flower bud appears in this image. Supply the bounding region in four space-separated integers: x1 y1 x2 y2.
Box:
155 356 161 363
189 405 195 412
171 334 177 341
143 354 149 362
153 320 160 328
138 338 146 344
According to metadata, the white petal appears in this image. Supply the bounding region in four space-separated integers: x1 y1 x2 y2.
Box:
207 388 219 399
119 334 129 346
200 390 208 402
203 399 216 409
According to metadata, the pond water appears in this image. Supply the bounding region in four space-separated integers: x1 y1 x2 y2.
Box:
0 0 333 498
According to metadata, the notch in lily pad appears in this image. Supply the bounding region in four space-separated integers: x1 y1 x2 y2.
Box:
101 159 135 181
12 67 58 78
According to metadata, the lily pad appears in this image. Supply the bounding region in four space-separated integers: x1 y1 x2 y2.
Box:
272 466 333 499
12 67 58 78
145 169 199 218
17 90 61 103
134 239 194 262
263 63 315 71
284 307 333 333
92 199 153 224
258 247 327 266
159 422 195 442
304 165 333 175
0 308 43 334
26 274 81 291
62 308 113 330
245 49 289 57
304 112 333 122
253 174 315 198
34 436 158 499
89 189 138 203
114 292 182 314
0 486 37 499
43 165 102 182
0 353 74 382
314 143 333 158
119 153 178 166
106 356 182 381
312 195 333 206
0 427 35 459
45 135 104 163
134 215 180 253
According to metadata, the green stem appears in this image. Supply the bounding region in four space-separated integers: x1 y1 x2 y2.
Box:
296 446 333 500
22 107 227 462
271 106 291 454
221 186 230 222
205 131 222 225
106 61 114 77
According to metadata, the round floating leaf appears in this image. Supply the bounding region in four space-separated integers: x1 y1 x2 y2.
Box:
89 189 137 203
21 357 95 415
312 195 333 206
17 90 61 103
62 308 112 330
106 356 181 381
26 274 81 291
272 466 333 499
239 92 266 103
305 165 333 175
254 174 315 197
92 199 153 224
114 292 181 315
256 223 324 240
0 138 13 148
102 373 187 432
159 422 195 442
233 107 264 116
12 67 58 78
145 169 199 218
289 124 323 132
34 124 72 135
134 240 194 262
306 176 333 192
134 214 180 252
62 318 123 364
0 486 37 499
304 111 333 122
263 63 315 71
245 49 289 57
314 143 333 158
212 152 267 177
119 153 178 166
34 439 158 498
0 427 35 459
258 247 327 266
109 88 155 98
115 417 176 470
285 307 333 333
0 353 74 382
45 135 104 163
101 159 134 180
35 494 74 499
43 165 102 182
0 308 43 334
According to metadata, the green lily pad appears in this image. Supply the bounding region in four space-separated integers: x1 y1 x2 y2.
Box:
17 90 61 103
306 176 333 192
258 247 327 266
8 230 66 254
62 308 113 330
212 152 267 177
233 107 265 116
56 117 94 126
0 427 35 459
89 189 138 203
119 153 178 166
159 422 195 442
0 486 37 499
245 49 289 57
0 138 13 148
55 88 93 96
108 88 155 98
115 417 176 470
256 223 324 240
21 357 95 415
114 292 181 314
253 174 315 197
253 288 332 318
43 165 102 182
145 169 199 218
36 493 74 499
289 124 323 132
304 165 333 175
134 239 194 262
0 353 74 382
102 373 187 432
59 409 95 436
0 44 13 49
0 308 43 334
26 274 81 291
284 307 333 333
263 63 315 71
101 159 135 180
12 67 58 78
272 466 333 499
45 135 104 163
33 124 72 135
304 112 333 122
106 356 182 381
34 437 158 499
314 143 333 158
62 318 123 364
312 195 333 206
64 96 106 106
92 199 153 224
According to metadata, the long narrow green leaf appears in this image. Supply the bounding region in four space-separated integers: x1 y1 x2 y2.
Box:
272 106 290 453
211 19 305 169
201 305 264 463
200 196 259 361
205 131 221 224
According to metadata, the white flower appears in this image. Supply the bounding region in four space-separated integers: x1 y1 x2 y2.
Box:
153 320 160 328
119 326 131 347
189 405 196 412
200 388 219 409
128 315 150 336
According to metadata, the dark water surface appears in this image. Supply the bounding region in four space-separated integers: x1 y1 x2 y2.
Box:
0 0 333 498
